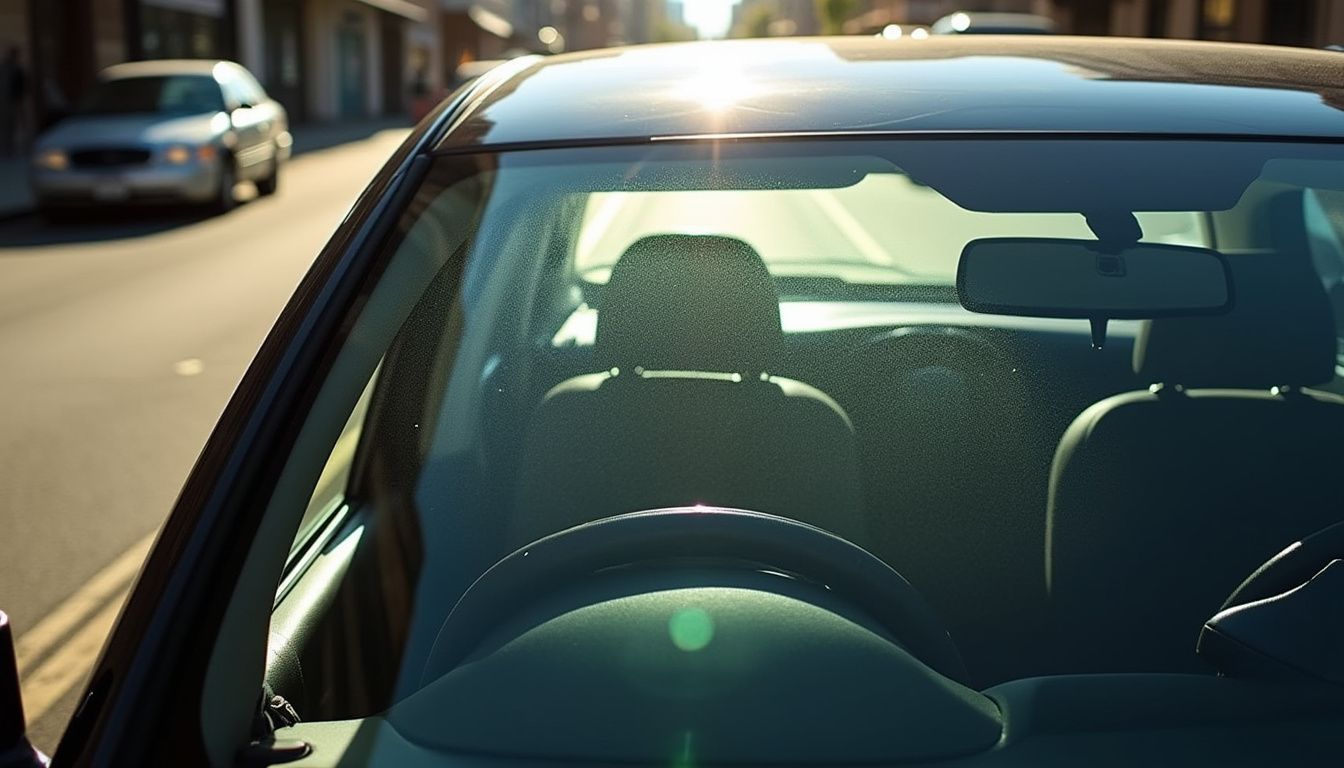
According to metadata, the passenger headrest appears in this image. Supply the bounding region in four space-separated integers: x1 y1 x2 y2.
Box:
1134 192 1336 389
596 234 782 375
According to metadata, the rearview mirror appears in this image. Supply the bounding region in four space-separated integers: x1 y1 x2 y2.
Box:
957 238 1231 319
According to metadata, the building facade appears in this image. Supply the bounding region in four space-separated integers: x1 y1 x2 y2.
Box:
844 0 1051 31
1058 0 1344 48
509 0 687 54
222 0 440 121
732 0 1344 45
841 0 1344 45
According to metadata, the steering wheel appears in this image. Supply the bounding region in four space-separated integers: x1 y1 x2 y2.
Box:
861 324 1009 364
422 507 966 684
851 325 1020 400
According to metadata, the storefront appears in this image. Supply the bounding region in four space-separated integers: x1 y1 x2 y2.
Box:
136 0 230 60
1059 0 1344 47
263 0 307 120
0 0 31 148
440 0 515 85
26 0 128 128
303 0 429 121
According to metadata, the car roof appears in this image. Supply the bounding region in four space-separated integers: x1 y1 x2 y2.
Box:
100 60 232 80
435 36 1344 151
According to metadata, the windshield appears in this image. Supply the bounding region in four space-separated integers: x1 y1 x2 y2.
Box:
244 137 1344 764
79 75 225 115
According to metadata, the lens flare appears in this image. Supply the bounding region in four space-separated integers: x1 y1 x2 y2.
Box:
668 607 714 652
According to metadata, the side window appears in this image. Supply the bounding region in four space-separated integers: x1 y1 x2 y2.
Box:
1297 189 1344 397
162 76 226 113
1305 189 1344 347
291 368 379 554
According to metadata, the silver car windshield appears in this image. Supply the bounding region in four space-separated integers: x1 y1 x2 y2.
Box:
78 75 225 115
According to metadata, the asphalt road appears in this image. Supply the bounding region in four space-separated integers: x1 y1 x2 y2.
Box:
0 125 410 754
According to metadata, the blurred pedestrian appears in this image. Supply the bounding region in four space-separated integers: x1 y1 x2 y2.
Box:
0 46 28 156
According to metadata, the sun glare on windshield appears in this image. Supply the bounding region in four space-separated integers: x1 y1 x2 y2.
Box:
668 607 715 652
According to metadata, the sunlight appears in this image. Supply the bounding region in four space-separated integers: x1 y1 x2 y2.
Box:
676 65 755 112
681 0 734 38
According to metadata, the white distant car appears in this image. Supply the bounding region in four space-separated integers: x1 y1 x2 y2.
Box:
931 11 1056 34
29 60 292 219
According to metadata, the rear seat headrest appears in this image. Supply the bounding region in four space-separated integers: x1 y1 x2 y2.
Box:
1134 191 1336 389
596 234 782 375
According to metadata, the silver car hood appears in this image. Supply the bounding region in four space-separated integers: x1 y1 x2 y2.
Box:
37 112 226 150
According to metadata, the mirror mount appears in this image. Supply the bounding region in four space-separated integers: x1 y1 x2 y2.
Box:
0 612 46 767
1088 317 1109 350
1084 210 1142 246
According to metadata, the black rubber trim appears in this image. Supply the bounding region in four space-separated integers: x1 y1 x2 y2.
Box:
430 131 1344 158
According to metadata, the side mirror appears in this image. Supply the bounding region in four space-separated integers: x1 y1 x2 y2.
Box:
227 104 254 126
0 612 46 767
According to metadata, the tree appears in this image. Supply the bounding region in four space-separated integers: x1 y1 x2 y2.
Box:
814 0 860 35
735 4 777 38
653 19 698 43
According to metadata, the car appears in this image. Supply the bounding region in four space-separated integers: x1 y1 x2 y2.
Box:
29 60 291 218
931 11 1056 34
7 34 1344 767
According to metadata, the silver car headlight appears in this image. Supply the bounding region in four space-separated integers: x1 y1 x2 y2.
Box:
162 144 220 165
164 145 193 165
34 149 69 171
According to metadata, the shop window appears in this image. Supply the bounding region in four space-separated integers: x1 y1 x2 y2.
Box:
1199 0 1236 40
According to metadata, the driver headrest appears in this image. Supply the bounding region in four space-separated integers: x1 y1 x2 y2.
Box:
1134 191 1336 389
596 234 782 375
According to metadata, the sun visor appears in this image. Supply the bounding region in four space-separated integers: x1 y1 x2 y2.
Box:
504 147 897 191
897 140 1271 213
1259 158 1344 193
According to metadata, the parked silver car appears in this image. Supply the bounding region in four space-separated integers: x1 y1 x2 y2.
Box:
30 59 291 218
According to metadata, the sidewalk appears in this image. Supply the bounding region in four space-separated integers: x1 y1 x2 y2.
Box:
0 116 414 220
290 116 413 156
0 155 33 219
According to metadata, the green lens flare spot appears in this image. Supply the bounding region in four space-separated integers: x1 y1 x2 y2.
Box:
668 608 714 652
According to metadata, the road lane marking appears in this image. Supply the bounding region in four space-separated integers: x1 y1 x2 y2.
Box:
809 188 895 266
14 532 156 670
173 358 205 376
574 192 627 269
18 595 126 726
15 531 156 724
